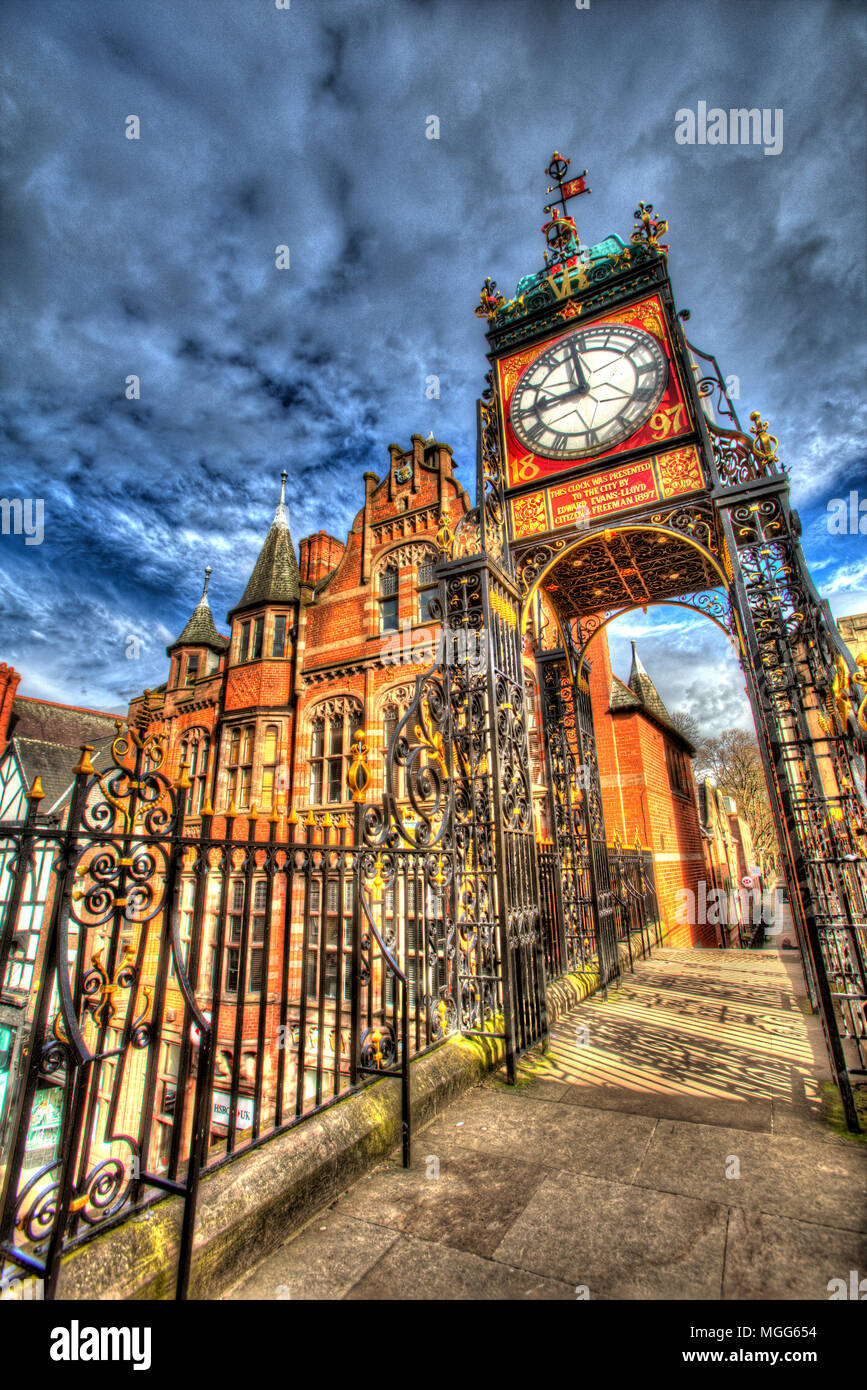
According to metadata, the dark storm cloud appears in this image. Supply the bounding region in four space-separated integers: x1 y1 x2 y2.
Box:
0 0 864 722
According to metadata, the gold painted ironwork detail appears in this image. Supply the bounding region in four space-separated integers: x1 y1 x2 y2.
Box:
749 412 779 472
474 276 506 322
435 512 454 557
348 729 371 803
85 941 136 1029
631 201 669 253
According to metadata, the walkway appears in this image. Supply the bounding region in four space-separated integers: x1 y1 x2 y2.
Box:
225 949 867 1301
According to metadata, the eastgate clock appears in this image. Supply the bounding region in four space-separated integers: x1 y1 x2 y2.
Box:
509 322 668 460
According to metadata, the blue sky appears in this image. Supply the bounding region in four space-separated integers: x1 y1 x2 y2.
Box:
1 0 864 737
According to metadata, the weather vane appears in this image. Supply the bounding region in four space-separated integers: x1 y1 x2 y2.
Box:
541 150 591 268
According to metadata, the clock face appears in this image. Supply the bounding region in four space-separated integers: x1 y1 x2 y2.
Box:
509 322 669 460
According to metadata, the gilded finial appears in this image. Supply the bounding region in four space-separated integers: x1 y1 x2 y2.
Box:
474 277 505 322
631 202 669 253
134 690 153 735
749 412 779 471
73 745 96 777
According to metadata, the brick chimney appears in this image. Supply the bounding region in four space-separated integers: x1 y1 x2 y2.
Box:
298 531 345 587
0 663 22 749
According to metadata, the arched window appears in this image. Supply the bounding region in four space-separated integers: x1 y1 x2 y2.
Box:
224 723 254 810
308 698 363 805
417 555 438 624
261 724 279 808
379 685 413 800
379 567 399 633
180 727 210 816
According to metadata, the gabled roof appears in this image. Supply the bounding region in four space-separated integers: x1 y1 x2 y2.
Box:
610 674 642 712
609 642 695 752
10 734 114 816
8 696 120 747
230 473 300 617
169 567 229 653
627 642 673 727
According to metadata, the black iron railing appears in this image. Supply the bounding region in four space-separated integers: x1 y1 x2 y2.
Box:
0 731 451 1301
608 845 663 970
537 838 661 981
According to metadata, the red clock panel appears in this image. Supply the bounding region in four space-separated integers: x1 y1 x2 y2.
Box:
495 293 692 491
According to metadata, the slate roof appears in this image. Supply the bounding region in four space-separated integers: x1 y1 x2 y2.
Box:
8 697 120 747
627 642 674 728
11 734 114 816
170 598 229 652
169 566 229 652
230 477 300 617
609 674 642 712
608 643 695 752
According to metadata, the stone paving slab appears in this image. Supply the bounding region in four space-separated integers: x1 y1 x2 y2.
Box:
552 1082 774 1133
229 1214 400 1301
492 1169 729 1300
416 1084 658 1180
336 1147 550 1257
344 1231 577 1300
722 1206 867 1301
633 1118 867 1231
223 948 867 1302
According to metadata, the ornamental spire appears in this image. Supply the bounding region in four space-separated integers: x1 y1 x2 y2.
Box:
274 469 289 528
169 562 227 652
229 473 300 617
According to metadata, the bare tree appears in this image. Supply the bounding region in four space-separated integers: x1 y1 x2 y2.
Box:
695 727 780 876
669 708 702 750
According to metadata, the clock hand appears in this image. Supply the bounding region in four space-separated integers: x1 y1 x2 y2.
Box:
567 343 591 394
537 386 590 411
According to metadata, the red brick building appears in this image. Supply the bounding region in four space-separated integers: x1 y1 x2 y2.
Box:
587 635 713 948
130 434 470 827
1 436 723 1171
123 434 471 1148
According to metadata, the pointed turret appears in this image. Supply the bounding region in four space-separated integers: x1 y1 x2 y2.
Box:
627 641 674 727
230 472 301 618
169 567 229 653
